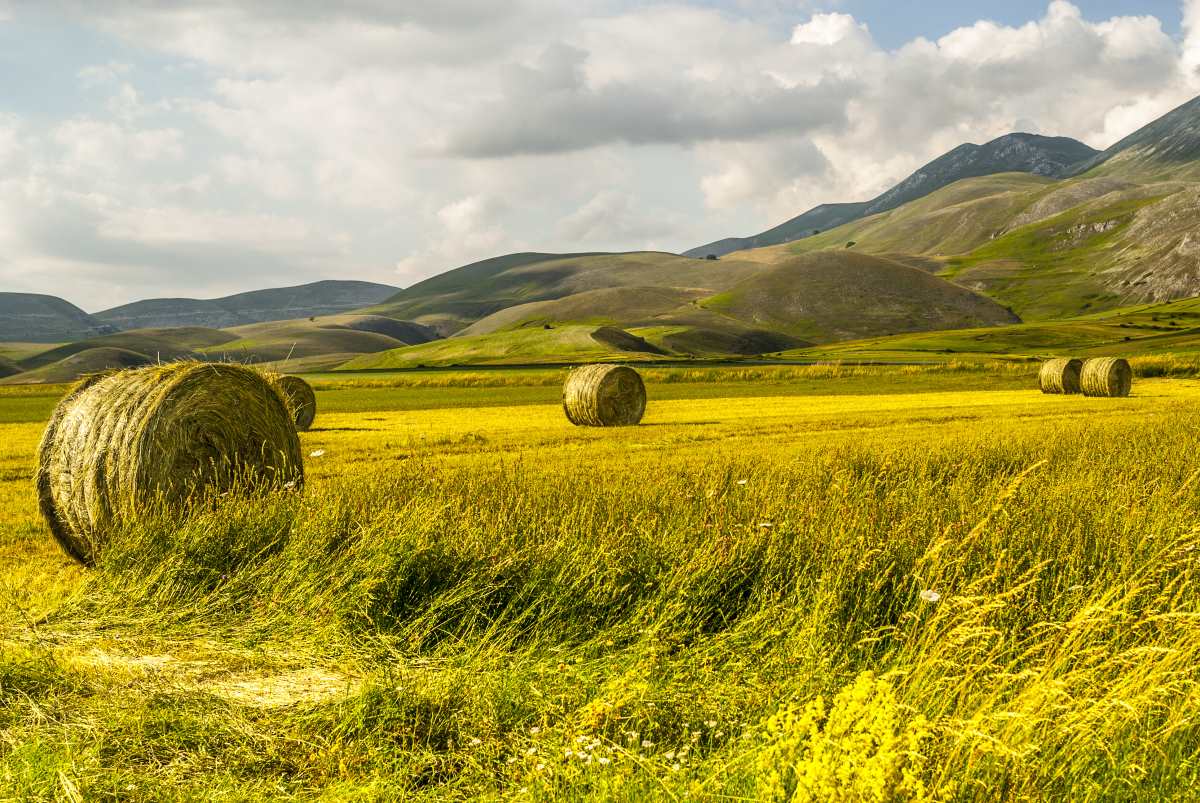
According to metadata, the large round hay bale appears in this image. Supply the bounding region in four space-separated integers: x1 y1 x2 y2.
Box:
1039 358 1083 394
562 364 646 427
1080 357 1133 398
271 374 317 431
36 362 304 565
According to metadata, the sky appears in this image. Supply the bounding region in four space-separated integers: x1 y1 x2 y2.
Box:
0 1 1197 311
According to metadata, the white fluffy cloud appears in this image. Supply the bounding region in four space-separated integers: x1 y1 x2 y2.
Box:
2 1 1199 308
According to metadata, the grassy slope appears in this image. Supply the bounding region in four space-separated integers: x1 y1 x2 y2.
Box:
342 324 665 369
699 251 1019 343
5 373 1200 798
792 295 1200 361
370 252 767 335
734 169 1200 323
17 327 237 371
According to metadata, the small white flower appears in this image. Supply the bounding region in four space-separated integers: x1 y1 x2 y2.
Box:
641 740 654 748
671 763 681 771
536 763 545 771
309 449 326 458
920 589 942 603
530 726 541 734
664 751 675 760
469 737 482 746
758 522 773 528
598 756 611 765
736 479 748 485
704 720 717 729
525 747 538 756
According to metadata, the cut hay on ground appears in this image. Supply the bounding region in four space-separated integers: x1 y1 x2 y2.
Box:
562 364 647 427
1039 358 1083 394
1081 357 1133 398
36 362 304 565
271 374 317 431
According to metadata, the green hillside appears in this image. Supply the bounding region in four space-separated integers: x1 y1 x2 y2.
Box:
791 296 1200 362
699 251 1019 343
199 314 436 365
343 325 665 369
371 252 766 335
0 347 154 385
18 327 237 371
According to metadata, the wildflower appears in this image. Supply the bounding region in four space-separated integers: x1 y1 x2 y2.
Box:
664 751 676 760
469 737 482 746
530 726 541 734
671 763 682 771
525 747 538 756
506 756 517 764
919 589 941 603
737 479 748 485
641 740 655 748
758 522 774 528
599 757 611 765
536 763 545 771
309 449 326 458
704 720 717 729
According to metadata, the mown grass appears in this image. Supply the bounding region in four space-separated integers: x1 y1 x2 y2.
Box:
4 369 1200 799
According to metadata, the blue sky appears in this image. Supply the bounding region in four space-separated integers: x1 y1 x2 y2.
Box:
0 1 1197 309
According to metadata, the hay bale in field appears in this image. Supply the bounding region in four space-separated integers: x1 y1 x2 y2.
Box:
1081 357 1133 398
562 364 646 427
271 374 317 431
1039 358 1083 394
35 362 304 565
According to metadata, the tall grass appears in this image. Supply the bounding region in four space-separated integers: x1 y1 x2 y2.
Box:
6 409 1198 799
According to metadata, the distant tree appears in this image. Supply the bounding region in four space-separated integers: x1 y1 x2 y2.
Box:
543 324 553 330
845 241 857 248
705 254 718 260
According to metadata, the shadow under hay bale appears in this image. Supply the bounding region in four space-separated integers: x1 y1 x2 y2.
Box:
36 362 304 566
1081 357 1133 398
1039 358 1083 394
562 364 646 427
271 374 317 431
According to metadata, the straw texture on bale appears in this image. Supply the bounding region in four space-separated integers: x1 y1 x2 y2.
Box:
272 374 317 431
562 364 647 427
1081 357 1133 398
36 362 304 565
1039 358 1083 394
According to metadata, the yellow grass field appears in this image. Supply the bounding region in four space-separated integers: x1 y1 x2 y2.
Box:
4 365 1200 800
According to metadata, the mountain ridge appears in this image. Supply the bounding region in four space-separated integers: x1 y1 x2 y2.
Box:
95 279 400 331
685 133 1099 258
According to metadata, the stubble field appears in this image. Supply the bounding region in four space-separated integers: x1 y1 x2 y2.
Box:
3 363 1200 801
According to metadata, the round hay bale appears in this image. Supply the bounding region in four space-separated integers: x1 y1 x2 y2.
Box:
272 374 317 431
35 362 304 565
562 364 646 427
1080 357 1133 398
1039 358 1083 394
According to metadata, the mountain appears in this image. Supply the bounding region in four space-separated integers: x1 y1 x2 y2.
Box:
685 133 1098 258
370 251 766 335
0 293 119 343
737 92 1200 322
1069 94 1200 177
95 280 400 331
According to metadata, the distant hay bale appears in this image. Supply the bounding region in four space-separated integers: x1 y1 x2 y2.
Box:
271 375 317 431
1039 358 1083 394
35 362 304 565
562 364 646 427
1081 357 1133 398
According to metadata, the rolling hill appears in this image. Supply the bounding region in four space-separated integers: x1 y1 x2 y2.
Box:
686 133 1098 258
0 293 118 342
95 280 399 330
370 251 767 335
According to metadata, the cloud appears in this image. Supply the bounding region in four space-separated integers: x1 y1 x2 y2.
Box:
5 0 1200 308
